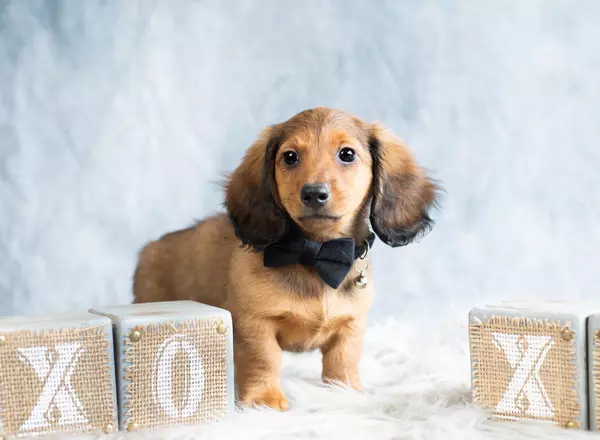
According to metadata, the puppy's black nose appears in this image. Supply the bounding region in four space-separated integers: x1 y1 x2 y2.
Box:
301 183 331 209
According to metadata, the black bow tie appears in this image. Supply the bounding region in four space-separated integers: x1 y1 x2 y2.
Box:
263 231 376 289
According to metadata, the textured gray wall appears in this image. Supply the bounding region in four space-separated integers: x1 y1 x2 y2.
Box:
1 0 599 320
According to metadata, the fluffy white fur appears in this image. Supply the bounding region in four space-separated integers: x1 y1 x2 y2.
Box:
34 315 594 440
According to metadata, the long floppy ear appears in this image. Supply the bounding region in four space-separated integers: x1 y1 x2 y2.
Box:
368 122 441 247
224 126 288 250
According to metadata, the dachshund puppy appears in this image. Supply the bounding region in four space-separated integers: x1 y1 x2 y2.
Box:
133 107 440 411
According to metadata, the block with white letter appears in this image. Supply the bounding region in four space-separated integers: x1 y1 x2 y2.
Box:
469 302 596 430
0 312 118 437
89 301 233 431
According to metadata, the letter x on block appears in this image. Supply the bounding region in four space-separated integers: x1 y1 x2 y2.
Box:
0 313 118 437
469 307 586 429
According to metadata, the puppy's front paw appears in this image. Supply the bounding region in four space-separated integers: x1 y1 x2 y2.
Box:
241 388 289 411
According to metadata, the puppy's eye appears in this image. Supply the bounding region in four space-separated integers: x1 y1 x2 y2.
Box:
338 147 356 163
282 151 299 166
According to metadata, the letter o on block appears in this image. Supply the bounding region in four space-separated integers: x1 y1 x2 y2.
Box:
90 301 234 431
151 335 205 419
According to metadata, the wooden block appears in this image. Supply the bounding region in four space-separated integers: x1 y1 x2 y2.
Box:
89 300 234 432
588 314 600 431
469 301 595 430
0 312 118 437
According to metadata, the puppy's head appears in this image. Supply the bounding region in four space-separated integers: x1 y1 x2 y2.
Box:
225 108 440 250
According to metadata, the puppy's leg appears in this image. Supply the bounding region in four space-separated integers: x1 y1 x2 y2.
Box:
234 319 288 411
321 320 365 391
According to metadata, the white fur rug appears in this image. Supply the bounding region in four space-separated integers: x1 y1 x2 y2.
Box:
39 316 594 440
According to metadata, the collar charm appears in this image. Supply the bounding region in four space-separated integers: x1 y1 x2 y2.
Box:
353 239 370 289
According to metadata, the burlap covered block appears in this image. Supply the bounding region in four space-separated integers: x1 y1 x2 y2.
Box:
89 300 234 432
469 302 594 430
0 312 118 437
587 314 600 431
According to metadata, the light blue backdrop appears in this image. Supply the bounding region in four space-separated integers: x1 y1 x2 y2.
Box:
1 0 599 321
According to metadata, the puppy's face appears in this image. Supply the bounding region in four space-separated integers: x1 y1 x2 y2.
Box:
225 107 440 250
273 113 373 239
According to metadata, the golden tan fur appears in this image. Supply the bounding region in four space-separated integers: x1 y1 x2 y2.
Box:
133 108 440 411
